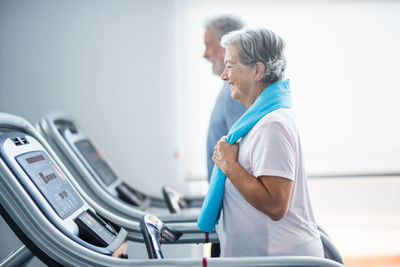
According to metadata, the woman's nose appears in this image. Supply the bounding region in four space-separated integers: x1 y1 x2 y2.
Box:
220 69 227 81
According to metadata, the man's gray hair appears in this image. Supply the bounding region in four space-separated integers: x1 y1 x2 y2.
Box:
204 15 244 40
221 28 286 84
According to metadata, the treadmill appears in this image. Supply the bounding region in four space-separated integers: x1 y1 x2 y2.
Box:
0 117 128 265
37 111 202 223
0 112 215 244
0 112 345 267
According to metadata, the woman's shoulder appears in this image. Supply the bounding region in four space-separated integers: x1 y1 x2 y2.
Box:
254 108 295 131
242 108 297 146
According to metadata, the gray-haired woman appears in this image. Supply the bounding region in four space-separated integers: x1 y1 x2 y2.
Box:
212 28 324 257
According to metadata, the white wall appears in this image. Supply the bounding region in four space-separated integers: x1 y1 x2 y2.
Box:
0 0 186 196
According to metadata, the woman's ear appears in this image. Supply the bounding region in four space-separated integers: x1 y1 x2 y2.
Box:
254 62 266 81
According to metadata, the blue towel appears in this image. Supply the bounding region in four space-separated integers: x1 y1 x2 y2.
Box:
197 79 292 232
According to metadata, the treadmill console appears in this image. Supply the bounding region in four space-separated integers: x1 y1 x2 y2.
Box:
0 132 127 256
115 182 146 207
16 151 83 219
15 151 118 247
61 125 148 208
74 139 117 186
74 139 146 206
75 209 117 247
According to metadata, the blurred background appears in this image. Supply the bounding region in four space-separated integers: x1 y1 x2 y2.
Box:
1 0 399 266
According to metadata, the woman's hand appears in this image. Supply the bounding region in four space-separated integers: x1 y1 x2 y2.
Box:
213 138 293 221
212 136 239 176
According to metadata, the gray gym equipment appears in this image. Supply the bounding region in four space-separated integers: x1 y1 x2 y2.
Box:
0 115 128 266
37 111 345 264
0 112 345 267
0 113 215 247
37 111 203 222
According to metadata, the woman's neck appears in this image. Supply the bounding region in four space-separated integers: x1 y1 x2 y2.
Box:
245 82 270 107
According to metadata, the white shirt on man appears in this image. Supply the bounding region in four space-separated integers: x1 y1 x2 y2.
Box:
216 108 324 257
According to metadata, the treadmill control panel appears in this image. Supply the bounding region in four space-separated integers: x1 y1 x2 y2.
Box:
116 182 146 207
75 210 116 246
16 151 84 219
74 139 117 186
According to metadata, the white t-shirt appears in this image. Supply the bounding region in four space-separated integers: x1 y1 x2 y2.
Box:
216 108 323 257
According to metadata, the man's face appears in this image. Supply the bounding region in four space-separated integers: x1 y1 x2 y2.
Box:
203 27 225 76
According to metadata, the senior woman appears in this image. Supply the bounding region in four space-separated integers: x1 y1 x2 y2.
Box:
198 28 324 258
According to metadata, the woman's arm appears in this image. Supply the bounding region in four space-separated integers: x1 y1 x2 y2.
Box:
213 137 293 221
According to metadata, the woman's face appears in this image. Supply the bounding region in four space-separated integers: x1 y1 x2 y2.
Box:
221 45 255 106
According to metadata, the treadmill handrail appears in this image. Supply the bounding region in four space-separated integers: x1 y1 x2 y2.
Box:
320 232 344 264
0 244 33 266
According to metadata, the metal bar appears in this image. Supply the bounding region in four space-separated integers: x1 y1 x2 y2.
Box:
0 245 34 267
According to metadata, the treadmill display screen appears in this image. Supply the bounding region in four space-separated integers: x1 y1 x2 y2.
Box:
16 151 84 219
74 140 117 186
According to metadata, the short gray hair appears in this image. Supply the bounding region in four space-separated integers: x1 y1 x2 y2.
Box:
221 28 286 84
204 15 244 40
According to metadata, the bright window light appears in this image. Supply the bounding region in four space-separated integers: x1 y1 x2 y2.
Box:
178 0 400 179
